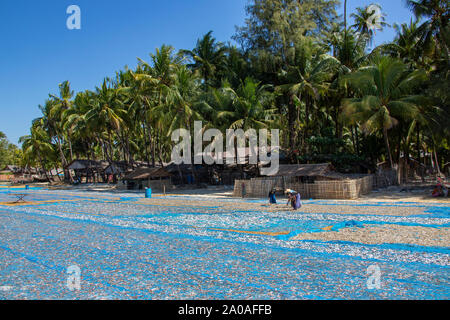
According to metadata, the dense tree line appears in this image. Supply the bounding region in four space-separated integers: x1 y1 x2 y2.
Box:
0 132 22 169
20 0 449 183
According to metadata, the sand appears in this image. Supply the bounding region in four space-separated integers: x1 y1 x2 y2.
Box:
292 225 450 247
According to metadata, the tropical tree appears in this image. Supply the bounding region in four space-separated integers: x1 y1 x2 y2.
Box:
214 78 277 131
373 19 426 67
342 56 427 168
19 123 55 181
351 4 389 45
84 81 126 163
405 0 449 61
181 31 227 87
277 39 341 152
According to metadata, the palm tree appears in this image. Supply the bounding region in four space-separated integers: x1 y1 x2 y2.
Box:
373 19 425 66
20 123 55 181
164 65 204 183
215 78 277 131
35 98 73 182
133 45 181 166
342 56 426 168
351 4 389 45
277 40 340 153
50 81 75 162
405 0 449 61
344 0 348 31
84 81 126 163
181 31 227 87
203 77 276 176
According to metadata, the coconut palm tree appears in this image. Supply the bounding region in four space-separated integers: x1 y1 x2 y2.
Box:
181 31 227 87
202 77 277 176
49 81 75 162
405 0 449 61
351 4 389 45
132 45 182 166
342 56 427 168
34 98 74 182
84 81 126 163
20 123 55 181
277 40 341 152
215 78 277 131
373 19 425 67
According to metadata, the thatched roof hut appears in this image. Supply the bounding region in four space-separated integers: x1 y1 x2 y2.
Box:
123 167 172 181
2 165 22 174
104 161 129 175
67 160 109 171
269 163 334 178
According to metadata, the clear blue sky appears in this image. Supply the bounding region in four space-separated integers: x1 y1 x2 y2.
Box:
0 0 412 145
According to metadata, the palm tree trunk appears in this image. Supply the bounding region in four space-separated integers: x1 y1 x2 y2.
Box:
416 124 420 163
57 136 74 183
157 133 164 167
142 123 151 166
68 138 73 162
344 0 347 32
288 97 296 161
383 128 394 168
355 125 360 155
433 146 441 176
304 98 310 155
37 152 50 182
351 125 356 152
146 123 155 167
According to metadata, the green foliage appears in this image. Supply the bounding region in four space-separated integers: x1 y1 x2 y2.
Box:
0 132 23 168
19 0 450 176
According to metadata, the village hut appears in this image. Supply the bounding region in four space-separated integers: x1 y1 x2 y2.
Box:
67 160 109 183
198 147 288 185
104 161 130 183
164 162 209 185
121 167 172 191
272 163 335 182
0 165 38 183
0 165 19 182
234 163 373 200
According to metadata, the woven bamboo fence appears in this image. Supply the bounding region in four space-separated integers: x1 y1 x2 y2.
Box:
233 175 373 200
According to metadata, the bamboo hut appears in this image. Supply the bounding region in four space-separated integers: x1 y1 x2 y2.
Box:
234 163 373 200
67 159 109 183
120 167 173 191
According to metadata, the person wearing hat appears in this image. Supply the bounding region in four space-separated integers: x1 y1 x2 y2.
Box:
285 189 301 210
285 189 295 209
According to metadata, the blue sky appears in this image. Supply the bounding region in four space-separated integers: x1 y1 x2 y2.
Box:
0 0 412 145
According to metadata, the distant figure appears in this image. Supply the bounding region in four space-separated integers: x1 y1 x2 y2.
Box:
285 189 301 210
242 182 246 198
432 181 448 197
294 192 302 209
432 184 443 197
285 189 296 209
268 189 277 204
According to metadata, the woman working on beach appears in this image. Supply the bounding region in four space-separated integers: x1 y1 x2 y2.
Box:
286 189 301 210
